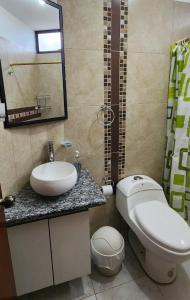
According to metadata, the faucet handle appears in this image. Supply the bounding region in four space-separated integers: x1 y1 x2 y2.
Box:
47 141 54 162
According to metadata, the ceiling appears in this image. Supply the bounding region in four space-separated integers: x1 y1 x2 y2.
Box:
0 0 60 31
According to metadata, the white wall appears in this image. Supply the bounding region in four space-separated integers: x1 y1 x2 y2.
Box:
0 6 35 51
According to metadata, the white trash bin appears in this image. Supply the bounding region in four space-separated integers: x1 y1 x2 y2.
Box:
91 226 125 276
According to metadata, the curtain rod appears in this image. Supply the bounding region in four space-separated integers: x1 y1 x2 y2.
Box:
175 37 190 45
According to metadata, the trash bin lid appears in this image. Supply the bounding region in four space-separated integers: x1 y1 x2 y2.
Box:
91 226 124 255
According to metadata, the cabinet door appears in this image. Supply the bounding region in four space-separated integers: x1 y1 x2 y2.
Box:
49 211 91 285
0 207 16 299
8 220 53 296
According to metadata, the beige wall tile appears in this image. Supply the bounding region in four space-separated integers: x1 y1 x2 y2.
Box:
63 0 103 50
11 127 33 191
90 197 124 235
65 49 104 108
126 102 167 150
125 0 173 185
125 145 165 184
89 206 107 235
0 124 17 196
64 106 104 183
29 125 48 167
172 2 190 42
128 0 173 54
127 52 170 105
125 102 166 184
46 121 65 161
83 150 104 185
125 101 166 183
104 196 124 231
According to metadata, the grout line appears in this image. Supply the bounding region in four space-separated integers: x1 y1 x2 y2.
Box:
67 105 105 109
80 294 96 300
65 47 104 52
128 50 170 56
94 275 147 296
90 274 97 297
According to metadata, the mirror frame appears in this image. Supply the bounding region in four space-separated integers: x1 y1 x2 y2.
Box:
0 0 68 128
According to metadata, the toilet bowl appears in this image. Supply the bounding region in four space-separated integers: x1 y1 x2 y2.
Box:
116 175 190 284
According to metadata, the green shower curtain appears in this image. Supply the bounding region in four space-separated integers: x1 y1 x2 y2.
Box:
163 43 190 223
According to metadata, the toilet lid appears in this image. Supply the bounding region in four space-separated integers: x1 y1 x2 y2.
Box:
134 201 190 253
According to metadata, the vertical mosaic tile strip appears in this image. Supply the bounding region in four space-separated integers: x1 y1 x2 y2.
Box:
104 0 112 184
118 0 127 180
103 0 128 184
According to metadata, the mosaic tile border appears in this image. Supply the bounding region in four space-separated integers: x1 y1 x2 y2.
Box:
118 0 127 180
104 0 112 184
7 106 41 123
103 0 128 185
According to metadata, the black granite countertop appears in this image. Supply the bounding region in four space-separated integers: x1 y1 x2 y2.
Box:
5 169 106 227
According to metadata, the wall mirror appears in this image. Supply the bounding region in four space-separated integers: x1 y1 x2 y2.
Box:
0 0 67 128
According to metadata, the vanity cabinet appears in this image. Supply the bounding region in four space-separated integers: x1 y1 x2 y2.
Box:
0 207 16 299
7 220 53 296
7 211 91 296
50 211 91 285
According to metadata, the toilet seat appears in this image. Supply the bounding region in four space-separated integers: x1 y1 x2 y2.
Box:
134 200 190 253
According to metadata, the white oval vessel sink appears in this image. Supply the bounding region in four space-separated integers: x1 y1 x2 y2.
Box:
30 161 78 196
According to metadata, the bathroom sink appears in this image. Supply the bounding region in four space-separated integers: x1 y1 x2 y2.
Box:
30 161 78 196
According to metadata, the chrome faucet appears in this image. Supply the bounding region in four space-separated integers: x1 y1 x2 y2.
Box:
48 141 54 162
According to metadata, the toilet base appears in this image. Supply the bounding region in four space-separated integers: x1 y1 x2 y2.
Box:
128 229 177 284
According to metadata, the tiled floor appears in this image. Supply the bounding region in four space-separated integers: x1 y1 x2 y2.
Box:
19 242 190 300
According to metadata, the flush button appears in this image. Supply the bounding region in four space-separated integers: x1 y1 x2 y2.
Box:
133 176 143 180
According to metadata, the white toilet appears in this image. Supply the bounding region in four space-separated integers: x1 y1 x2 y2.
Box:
116 175 190 284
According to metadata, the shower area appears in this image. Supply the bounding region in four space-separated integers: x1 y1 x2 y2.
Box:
163 0 190 224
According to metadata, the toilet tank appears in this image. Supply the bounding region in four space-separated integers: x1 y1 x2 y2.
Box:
116 175 167 221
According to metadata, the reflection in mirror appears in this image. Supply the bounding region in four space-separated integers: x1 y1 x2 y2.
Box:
0 0 67 128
